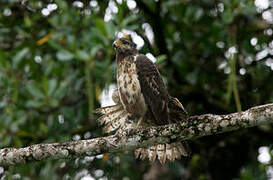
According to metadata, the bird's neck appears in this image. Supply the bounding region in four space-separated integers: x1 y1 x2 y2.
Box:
116 52 136 63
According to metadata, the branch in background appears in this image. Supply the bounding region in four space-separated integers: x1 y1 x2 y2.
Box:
226 26 242 112
1 103 273 166
135 1 169 59
135 30 154 55
230 53 242 111
135 1 154 17
85 59 94 124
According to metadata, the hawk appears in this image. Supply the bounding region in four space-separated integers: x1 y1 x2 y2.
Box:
95 34 189 164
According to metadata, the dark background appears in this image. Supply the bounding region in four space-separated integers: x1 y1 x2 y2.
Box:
0 0 273 179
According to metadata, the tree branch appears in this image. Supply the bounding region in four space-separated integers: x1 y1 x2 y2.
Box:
135 1 169 58
1 103 273 166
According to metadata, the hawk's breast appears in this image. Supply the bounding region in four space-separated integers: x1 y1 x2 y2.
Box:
117 56 147 117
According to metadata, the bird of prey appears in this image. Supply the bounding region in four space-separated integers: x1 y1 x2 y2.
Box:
95 34 189 164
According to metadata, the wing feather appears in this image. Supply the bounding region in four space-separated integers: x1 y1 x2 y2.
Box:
94 105 122 115
135 54 169 125
97 108 124 124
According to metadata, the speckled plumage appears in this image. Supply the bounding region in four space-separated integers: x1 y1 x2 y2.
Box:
135 54 170 125
95 36 189 164
117 55 148 118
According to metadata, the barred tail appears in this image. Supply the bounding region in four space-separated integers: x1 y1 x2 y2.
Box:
94 105 130 133
135 142 189 164
94 104 122 115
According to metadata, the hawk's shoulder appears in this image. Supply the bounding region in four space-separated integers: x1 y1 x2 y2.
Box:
135 54 170 125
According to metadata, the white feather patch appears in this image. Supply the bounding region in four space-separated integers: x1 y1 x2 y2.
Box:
135 148 142 158
166 144 175 161
139 148 148 160
157 144 167 164
148 146 157 162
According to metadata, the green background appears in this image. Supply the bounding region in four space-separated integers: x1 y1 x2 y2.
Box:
0 0 273 179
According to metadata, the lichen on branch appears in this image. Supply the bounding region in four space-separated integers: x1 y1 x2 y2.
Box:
0 103 273 166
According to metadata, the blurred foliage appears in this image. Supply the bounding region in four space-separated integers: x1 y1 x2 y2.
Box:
0 0 273 179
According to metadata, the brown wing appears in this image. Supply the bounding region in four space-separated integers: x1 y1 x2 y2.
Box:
135 54 170 125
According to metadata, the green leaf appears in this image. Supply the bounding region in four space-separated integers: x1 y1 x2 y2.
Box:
48 79 57 96
0 50 8 68
26 84 44 99
76 50 90 61
55 0 68 10
54 81 68 99
185 70 198 85
155 55 167 65
105 21 117 38
194 8 204 21
56 50 74 61
90 45 103 57
95 19 107 36
121 15 138 28
90 28 109 46
12 48 29 68
39 123 48 134
49 99 58 108
222 7 234 24
26 100 44 108
24 16 32 27
42 77 49 96
48 40 64 50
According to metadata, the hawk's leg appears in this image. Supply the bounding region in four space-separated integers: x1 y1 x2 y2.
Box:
137 116 144 127
127 114 138 123
127 114 144 127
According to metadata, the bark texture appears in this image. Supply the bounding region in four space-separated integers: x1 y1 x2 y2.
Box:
1 103 273 166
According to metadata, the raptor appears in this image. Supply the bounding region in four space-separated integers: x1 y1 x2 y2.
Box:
96 34 189 164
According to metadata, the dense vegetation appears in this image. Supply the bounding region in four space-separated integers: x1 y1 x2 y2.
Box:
0 0 273 179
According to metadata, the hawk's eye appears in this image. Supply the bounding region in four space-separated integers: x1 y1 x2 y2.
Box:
121 39 130 45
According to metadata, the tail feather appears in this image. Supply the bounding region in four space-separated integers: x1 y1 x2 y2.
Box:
148 146 157 162
117 121 137 133
135 148 148 160
157 144 167 164
176 142 188 156
168 97 188 123
135 148 141 159
94 105 122 115
135 142 188 164
95 91 190 164
172 145 181 159
103 112 128 133
97 108 124 125
166 144 175 161
140 148 148 160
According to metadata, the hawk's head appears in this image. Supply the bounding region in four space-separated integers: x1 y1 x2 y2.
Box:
113 37 137 55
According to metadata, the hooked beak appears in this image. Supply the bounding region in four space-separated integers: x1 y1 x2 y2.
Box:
112 39 122 50
112 41 117 49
